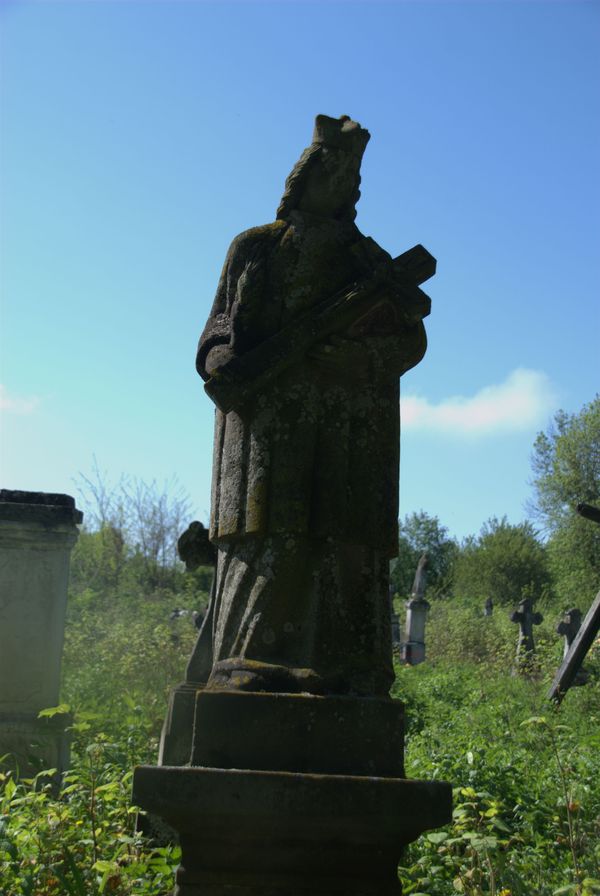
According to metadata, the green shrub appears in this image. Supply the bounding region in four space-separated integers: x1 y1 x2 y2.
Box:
394 656 600 895
0 734 180 895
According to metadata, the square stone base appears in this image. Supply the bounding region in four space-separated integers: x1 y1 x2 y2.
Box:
137 690 451 892
0 711 71 779
133 765 452 896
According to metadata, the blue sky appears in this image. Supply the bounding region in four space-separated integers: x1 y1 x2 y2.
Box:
1 0 599 541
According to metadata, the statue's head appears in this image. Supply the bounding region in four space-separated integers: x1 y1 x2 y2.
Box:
277 115 370 222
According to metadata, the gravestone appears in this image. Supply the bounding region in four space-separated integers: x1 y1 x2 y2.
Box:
510 596 543 673
549 591 600 702
557 608 582 659
401 553 430 665
0 489 82 776
133 114 451 895
556 607 588 687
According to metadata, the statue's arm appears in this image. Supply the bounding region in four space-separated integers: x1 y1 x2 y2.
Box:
364 324 428 378
197 223 284 382
196 253 234 381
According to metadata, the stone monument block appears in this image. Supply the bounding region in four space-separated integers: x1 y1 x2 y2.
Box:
0 490 81 776
134 763 449 896
189 689 405 777
401 554 430 665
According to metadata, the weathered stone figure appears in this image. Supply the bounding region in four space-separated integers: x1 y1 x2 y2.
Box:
190 114 429 697
133 115 451 896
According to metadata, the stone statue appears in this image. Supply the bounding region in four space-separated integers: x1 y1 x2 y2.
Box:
189 115 432 698
133 117 452 896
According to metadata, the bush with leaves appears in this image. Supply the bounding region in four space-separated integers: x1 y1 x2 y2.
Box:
2 463 599 896
73 459 196 594
391 512 459 600
0 731 180 896
529 396 600 609
395 655 600 896
452 517 551 608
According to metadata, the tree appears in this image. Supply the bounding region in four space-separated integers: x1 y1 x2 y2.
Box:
390 511 458 599
452 516 550 607
529 396 600 606
72 458 194 592
69 525 127 596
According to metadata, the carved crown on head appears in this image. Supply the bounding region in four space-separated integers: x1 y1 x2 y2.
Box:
312 114 370 159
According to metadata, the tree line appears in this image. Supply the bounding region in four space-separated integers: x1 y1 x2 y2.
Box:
390 396 599 609
69 396 599 612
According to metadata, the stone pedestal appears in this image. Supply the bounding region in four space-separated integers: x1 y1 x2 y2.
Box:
0 490 82 776
0 710 72 777
133 690 452 895
158 682 202 767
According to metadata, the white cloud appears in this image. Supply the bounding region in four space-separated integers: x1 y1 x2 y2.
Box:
0 385 40 415
402 368 557 436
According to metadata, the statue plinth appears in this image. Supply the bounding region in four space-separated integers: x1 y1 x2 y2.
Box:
133 690 451 896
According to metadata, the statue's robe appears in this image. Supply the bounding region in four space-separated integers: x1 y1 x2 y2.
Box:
190 210 426 696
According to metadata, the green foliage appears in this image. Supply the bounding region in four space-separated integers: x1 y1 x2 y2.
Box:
0 735 180 895
0 523 208 893
414 596 515 670
74 459 195 592
530 397 600 531
62 594 200 727
452 516 551 607
392 511 459 599
70 527 130 596
530 396 600 608
394 652 600 896
3 462 599 894
3 582 599 895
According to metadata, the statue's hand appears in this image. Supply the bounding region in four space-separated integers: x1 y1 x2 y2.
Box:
205 344 236 377
308 335 369 378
